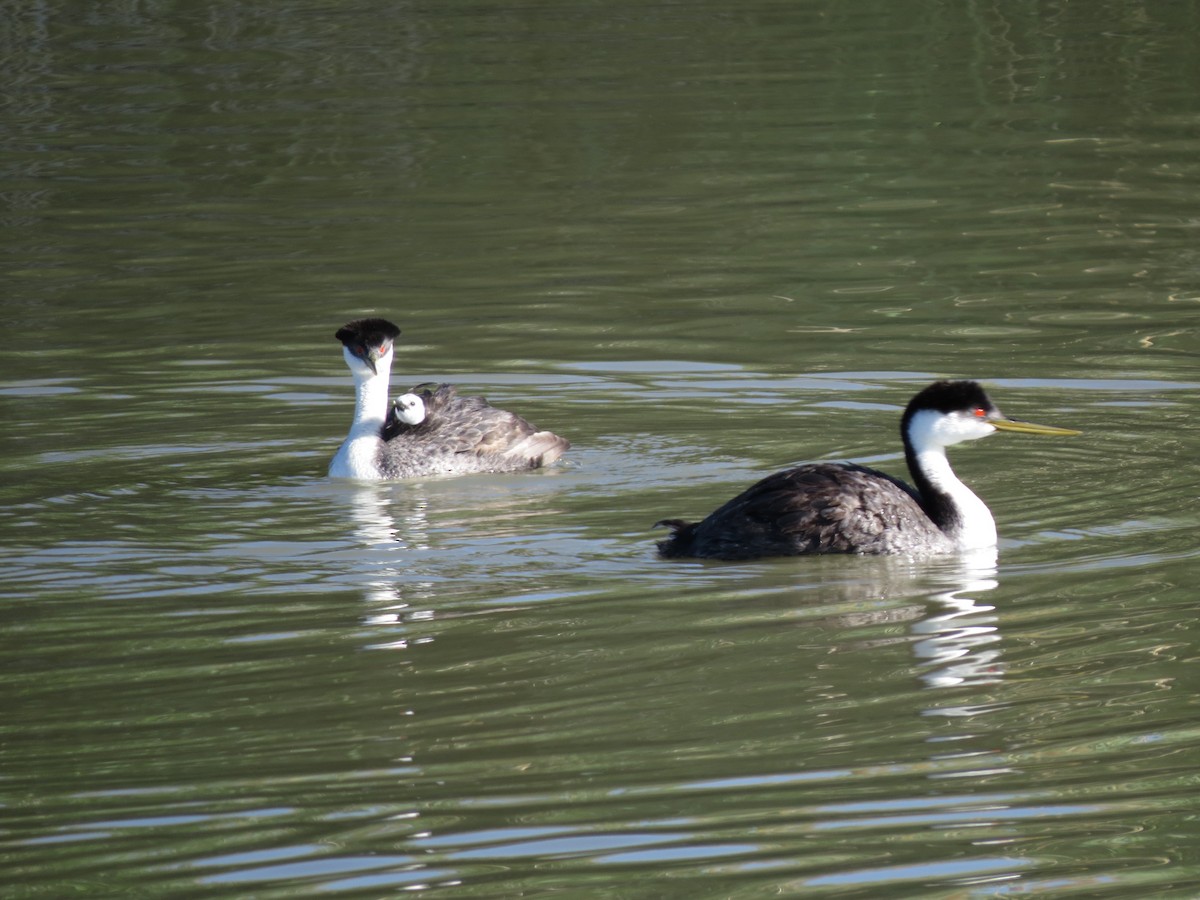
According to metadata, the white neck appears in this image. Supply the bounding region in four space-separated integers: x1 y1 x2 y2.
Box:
913 446 997 550
328 348 392 479
905 408 997 550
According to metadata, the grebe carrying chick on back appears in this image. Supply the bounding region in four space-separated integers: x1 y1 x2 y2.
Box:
329 317 569 480
656 380 1079 560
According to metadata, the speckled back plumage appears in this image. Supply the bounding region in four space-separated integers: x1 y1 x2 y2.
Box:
656 463 957 559
379 383 570 479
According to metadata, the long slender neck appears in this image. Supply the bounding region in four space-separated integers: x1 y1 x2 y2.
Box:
329 350 393 479
349 367 391 434
903 417 997 550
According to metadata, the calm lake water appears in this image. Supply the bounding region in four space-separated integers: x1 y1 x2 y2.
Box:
4 1 1200 897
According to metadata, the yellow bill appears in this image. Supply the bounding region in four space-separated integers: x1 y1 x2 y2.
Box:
991 418 1081 437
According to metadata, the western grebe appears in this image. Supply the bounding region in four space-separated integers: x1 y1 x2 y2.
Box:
390 392 426 427
328 317 570 480
656 380 1079 560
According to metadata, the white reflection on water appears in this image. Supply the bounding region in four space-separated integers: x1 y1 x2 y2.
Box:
910 548 1002 692
343 483 433 642
344 482 433 553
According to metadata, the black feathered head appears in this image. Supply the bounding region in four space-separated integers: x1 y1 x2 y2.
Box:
905 380 996 419
335 318 402 375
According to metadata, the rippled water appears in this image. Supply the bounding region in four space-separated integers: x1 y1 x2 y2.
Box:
5 1 1200 897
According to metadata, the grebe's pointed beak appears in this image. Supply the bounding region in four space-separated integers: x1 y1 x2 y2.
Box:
363 342 391 375
990 417 1080 437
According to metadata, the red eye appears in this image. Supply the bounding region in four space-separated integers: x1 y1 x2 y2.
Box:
973 407 987 418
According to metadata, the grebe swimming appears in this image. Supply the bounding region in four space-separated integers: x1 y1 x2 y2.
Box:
656 380 1079 560
329 318 569 480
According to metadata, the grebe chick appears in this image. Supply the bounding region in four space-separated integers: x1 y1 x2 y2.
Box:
328 318 570 480
392 392 426 426
656 380 1079 560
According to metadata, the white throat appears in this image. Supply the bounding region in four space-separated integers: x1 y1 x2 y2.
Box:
328 346 393 479
907 409 997 550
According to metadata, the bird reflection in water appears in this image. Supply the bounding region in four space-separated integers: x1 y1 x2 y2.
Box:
911 548 1003 692
343 484 437 648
